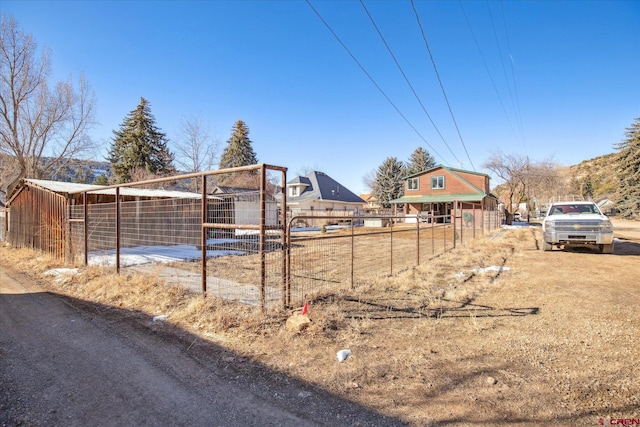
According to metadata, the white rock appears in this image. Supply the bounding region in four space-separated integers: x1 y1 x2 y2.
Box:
336 349 352 362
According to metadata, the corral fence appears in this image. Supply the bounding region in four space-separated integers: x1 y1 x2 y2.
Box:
284 204 500 308
63 164 288 310
6 165 500 311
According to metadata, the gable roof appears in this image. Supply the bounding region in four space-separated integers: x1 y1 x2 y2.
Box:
391 165 495 204
287 171 364 204
404 165 490 180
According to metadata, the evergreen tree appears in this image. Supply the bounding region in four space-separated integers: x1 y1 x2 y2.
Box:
583 175 594 199
373 157 405 209
108 97 175 183
93 174 109 185
406 147 437 176
219 120 258 169
615 117 640 219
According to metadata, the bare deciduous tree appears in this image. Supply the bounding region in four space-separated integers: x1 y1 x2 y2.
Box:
483 152 530 223
0 16 97 189
173 115 218 173
526 159 568 207
171 115 218 192
484 152 568 222
361 168 377 193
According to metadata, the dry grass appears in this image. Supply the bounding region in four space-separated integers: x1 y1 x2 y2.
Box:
3 221 639 426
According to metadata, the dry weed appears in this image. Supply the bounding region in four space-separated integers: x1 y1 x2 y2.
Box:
8 223 637 425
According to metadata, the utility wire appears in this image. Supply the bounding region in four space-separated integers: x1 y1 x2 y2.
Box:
359 0 461 165
486 1 519 140
499 0 525 151
410 0 475 171
305 0 450 165
458 0 519 140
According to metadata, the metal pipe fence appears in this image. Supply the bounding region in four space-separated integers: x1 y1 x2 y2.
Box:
8 166 501 311
283 214 456 308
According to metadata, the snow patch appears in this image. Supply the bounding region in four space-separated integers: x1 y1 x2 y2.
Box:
88 245 244 267
472 266 511 274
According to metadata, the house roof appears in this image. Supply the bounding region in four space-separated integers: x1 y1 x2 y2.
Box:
391 165 492 204
287 171 364 204
360 193 377 203
212 186 259 194
404 165 490 180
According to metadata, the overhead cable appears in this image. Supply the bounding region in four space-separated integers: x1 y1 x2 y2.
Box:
410 0 475 171
306 0 450 165
360 0 461 165
458 0 519 141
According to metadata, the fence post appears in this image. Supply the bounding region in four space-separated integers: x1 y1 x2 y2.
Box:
201 175 207 296
83 192 88 266
259 165 266 312
281 169 288 309
443 216 447 252
115 186 121 274
286 219 292 308
390 218 393 276
416 217 420 267
350 218 354 290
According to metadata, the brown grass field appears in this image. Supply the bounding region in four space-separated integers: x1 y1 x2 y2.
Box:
1 218 639 426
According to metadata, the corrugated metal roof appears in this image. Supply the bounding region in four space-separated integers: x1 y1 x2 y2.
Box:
26 179 102 194
23 179 211 199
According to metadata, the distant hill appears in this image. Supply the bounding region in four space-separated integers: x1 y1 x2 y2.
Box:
567 152 619 200
49 159 112 184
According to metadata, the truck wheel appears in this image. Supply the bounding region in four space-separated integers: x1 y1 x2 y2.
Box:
600 244 614 254
542 241 553 251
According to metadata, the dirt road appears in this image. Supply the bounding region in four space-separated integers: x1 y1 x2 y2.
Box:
0 267 400 426
1 219 639 426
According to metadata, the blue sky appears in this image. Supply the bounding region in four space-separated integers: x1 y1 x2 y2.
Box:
2 0 638 193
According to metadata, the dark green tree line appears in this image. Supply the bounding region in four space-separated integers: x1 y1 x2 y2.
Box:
615 117 640 219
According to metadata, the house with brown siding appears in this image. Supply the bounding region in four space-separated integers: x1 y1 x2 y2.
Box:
391 166 499 230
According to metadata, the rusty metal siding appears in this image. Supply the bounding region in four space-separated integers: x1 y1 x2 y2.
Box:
8 185 68 259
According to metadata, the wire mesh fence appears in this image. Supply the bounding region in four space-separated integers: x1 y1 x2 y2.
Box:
65 165 288 310
282 209 508 308
8 165 502 311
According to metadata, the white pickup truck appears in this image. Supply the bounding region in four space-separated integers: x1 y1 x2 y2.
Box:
541 201 614 253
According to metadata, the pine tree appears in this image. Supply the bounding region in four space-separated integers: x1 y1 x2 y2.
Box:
406 147 437 176
615 117 640 219
108 97 175 183
219 120 258 169
373 157 405 209
583 175 594 199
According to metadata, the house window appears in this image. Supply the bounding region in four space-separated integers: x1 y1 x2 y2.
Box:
290 186 299 197
407 178 419 191
431 175 445 189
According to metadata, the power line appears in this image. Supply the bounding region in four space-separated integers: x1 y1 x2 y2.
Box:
499 0 526 152
410 0 475 171
486 0 520 143
305 0 450 165
359 0 461 165
458 0 519 141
